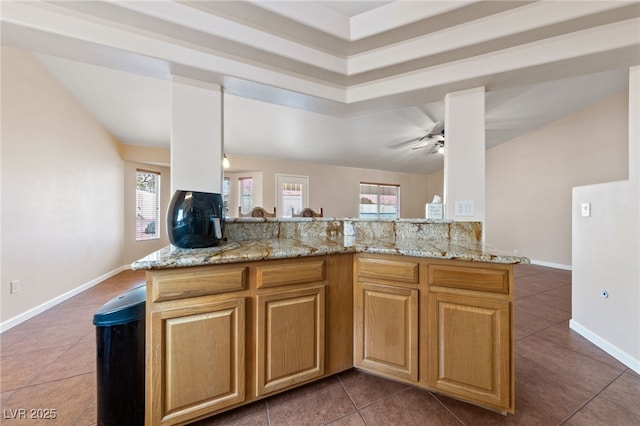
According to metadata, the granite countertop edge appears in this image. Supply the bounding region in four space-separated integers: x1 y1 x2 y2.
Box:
131 237 530 270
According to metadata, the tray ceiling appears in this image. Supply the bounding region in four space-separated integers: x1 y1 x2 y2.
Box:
2 1 638 173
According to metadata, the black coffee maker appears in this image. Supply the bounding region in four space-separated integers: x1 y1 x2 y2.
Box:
167 190 225 248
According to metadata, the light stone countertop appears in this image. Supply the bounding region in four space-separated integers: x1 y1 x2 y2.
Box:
131 236 530 270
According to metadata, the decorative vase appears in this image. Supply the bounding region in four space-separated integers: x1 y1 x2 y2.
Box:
167 190 225 248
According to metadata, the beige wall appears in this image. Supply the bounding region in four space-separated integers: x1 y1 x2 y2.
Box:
121 144 170 167
485 92 629 267
1 48 126 325
426 169 444 205
224 155 431 218
571 66 639 372
122 161 171 264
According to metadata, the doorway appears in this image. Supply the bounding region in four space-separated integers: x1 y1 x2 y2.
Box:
276 174 309 217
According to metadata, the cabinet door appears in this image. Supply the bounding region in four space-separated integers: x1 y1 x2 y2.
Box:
149 298 245 425
256 286 325 396
354 282 419 381
428 292 512 411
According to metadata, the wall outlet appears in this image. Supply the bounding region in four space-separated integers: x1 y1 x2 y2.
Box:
581 202 591 217
454 200 474 217
10 280 20 294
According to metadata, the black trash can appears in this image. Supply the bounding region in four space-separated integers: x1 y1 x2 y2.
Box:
93 284 146 426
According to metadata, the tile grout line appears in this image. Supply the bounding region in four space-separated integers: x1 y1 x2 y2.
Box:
333 373 364 425
265 399 272 426
429 392 466 425
558 369 628 425
337 372 417 416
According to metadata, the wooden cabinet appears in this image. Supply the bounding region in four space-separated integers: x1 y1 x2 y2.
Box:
256 285 325 395
147 297 246 425
145 252 515 424
145 256 350 425
353 254 515 414
354 255 420 381
426 261 514 414
428 293 511 411
254 258 326 396
354 282 418 381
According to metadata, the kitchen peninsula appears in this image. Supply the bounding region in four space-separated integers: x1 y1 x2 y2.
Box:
133 218 529 426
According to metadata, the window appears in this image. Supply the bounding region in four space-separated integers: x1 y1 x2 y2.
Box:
223 177 230 216
359 183 400 219
238 177 253 214
136 170 160 241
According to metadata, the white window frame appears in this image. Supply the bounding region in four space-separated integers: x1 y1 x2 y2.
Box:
276 174 309 217
136 169 161 241
359 182 400 219
238 177 254 214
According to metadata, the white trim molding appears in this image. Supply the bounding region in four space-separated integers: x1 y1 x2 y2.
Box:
570 319 640 375
530 259 572 271
0 265 130 333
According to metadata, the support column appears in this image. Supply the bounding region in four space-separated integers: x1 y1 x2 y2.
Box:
171 76 223 194
443 87 485 227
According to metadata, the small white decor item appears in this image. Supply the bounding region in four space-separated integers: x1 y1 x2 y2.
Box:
426 195 444 219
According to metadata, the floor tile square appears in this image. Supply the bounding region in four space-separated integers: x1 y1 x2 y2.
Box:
358 388 461 426
266 377 356 425
337 369 409 408
534 323 626 370
191 401 269 425
516 335 625 393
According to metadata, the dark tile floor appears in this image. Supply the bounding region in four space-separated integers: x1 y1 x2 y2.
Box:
1 265 638 425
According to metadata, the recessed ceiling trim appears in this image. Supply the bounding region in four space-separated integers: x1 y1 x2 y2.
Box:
350 0 479 40
250 0 351 40
346 18 640 103
1 0 347 103
114 0 348 74
348 0 634 74
4 1 638 110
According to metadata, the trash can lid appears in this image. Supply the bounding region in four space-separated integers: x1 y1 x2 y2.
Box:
93 284 146 326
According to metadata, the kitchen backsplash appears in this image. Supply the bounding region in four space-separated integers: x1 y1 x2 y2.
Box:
224 218 482 242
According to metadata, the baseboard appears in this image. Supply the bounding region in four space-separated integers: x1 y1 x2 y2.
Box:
0 265 131 333
569 319 640 374
530 259 572 271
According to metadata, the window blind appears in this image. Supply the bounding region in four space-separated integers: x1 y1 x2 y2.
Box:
239 177 253 213
359 183 400 219
136 170 160 241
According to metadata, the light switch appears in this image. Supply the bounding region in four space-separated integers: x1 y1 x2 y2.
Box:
454 200 474 217
581 202 591 217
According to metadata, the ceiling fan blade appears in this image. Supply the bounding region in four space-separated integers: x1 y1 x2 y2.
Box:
430 120 444 135
390 137 420 149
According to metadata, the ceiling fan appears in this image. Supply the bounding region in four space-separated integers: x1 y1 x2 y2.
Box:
411 121 445 155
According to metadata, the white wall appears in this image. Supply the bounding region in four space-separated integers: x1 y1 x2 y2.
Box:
571 66 640 373
485 92 629 267
171 78 223 194
224 155 431 218
1 48 126 326
444 87 485 223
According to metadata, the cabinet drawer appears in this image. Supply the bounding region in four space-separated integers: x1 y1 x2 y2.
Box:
428 264 509 294
357 256 419 284
151 265 247 302
256 258 326 289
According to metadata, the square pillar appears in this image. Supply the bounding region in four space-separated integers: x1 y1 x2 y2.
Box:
171 77 223 194
444 87 485 227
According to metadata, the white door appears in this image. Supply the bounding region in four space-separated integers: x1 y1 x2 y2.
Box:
276 174 309 217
